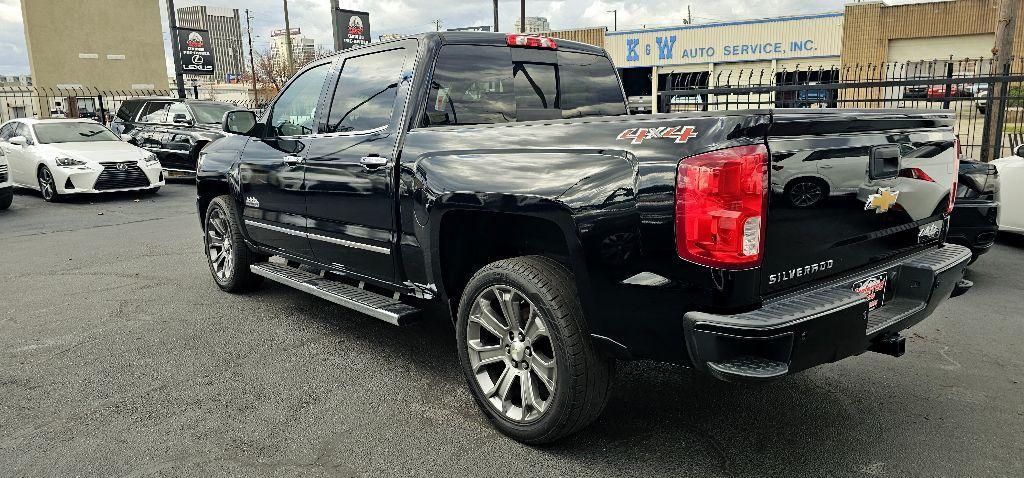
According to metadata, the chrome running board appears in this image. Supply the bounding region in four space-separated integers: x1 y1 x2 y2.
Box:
250 262 420 326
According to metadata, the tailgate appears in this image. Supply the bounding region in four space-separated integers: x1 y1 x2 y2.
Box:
762 110 956 295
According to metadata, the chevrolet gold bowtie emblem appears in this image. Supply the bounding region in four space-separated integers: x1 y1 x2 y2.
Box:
865 187 900 213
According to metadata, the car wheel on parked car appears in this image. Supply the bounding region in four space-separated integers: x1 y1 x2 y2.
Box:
786 178 827 208
204 195 266 292
456 255 614 444
37 165 59 202
0 188 12 210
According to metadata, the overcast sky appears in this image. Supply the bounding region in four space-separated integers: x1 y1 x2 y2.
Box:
0 0 931 76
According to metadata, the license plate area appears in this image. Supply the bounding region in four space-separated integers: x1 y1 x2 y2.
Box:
852 271 893 312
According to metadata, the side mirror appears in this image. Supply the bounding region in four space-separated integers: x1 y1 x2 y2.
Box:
223 109 257 136
1016 144 1024 158
172 113 192 125
8 135 27 146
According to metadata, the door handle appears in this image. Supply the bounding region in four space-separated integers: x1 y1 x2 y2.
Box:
820 165 833 169
283 155 304 166
360 156 389 169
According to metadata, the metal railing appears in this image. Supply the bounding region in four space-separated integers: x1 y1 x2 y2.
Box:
655 57 1024 161
0 86 265 126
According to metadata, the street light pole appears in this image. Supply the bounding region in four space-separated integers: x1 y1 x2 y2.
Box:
283 0 295 76
607 9 617 31
493 0 499 32
166 0 186 99
245 8 258 103
520 0 525 33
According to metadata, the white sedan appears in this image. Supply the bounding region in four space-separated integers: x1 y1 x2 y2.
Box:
0 118 165 202
992 147 1024 234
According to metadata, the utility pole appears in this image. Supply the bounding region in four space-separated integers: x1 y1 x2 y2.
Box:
330 0 342 52
687 5 693 24
166 0 186 99
520 0 526 33
245 9 258 103
607 9 617 31
432 19 443 31
984 0 1020 161
283 0 295 77
493 0 499 32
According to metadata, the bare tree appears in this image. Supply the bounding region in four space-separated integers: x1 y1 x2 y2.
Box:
253 45 336 97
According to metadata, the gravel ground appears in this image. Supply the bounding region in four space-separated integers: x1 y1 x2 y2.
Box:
0 183 1021 477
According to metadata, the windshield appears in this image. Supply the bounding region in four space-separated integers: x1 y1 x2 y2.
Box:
190 103 237 124
33 122 120 144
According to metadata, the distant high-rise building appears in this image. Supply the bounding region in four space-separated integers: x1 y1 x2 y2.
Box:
270 28 317 69
176 6 246 83
514 16 551 33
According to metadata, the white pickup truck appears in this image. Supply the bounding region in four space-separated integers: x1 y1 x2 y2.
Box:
0 147 12 210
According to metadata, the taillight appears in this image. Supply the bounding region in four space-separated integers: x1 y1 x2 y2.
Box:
899 167 936 182
948 137 960 213
675 144 768 269
506 34 558 49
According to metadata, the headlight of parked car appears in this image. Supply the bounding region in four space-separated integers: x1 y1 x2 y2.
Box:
55 157 86 167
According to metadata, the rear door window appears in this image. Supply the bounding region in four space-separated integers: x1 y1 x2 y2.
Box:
116 100 145 122
138 102 172 123
325 48 408 133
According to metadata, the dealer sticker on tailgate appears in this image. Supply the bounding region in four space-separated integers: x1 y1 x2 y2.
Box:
853 273 889 312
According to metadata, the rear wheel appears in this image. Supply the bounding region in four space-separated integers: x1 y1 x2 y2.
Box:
37 166 59 202
204 195 265 292
456 255 614 444
786 178 827 208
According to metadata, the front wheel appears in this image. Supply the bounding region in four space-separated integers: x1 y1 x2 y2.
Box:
204 195 265 292
457 255 614 444
37 166 59 202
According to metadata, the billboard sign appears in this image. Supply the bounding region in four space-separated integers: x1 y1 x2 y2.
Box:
334 9 371 51
176 28 216 76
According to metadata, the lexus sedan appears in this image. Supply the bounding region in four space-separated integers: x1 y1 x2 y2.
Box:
0 119 164 202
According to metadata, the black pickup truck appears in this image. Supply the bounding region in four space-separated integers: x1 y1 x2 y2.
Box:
196 32 972 443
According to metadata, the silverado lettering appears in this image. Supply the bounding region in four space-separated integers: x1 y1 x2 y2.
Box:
768 260 835 285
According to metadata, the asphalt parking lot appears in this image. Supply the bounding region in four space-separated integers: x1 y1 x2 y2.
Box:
0 183 1021 477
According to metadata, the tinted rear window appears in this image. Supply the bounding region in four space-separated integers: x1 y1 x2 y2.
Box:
116 100 146 122
422 45 624 127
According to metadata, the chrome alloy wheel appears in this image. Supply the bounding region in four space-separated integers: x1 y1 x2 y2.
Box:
466 285 557 422
205 207 234 282
790 181 823 207
38 167 55 201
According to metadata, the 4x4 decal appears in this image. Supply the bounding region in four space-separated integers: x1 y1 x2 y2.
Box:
617 126 697 145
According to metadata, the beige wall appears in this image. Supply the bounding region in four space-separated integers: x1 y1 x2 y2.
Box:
841 0 1024 75
21 0 168 90
539 27 607 49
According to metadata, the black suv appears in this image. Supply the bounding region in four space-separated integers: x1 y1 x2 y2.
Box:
112 99 238 174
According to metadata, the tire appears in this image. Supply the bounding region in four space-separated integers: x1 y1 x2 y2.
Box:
785 178 828 208
204 195 266 292
0 187 12 210
37 165 60 202
456 255 614 444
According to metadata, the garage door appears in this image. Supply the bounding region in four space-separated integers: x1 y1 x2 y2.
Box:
887 34 994 63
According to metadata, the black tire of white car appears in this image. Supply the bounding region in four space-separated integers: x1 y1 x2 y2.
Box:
204 195 265 292
456 255 614 444
37 165 59 203
0 188 12 210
